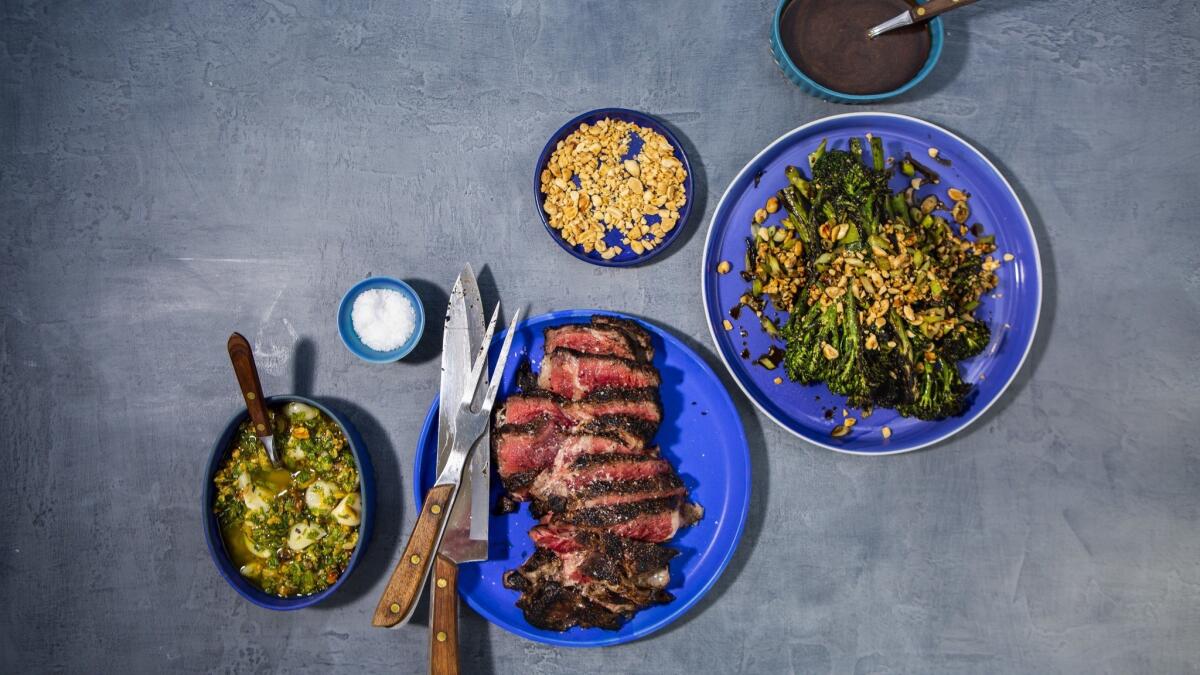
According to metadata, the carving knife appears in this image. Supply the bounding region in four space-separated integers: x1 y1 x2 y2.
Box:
430 267 491 674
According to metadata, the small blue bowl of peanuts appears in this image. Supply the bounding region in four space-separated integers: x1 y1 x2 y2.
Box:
337 276 425 363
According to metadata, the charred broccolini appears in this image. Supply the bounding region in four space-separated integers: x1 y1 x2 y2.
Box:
739 137 1002 422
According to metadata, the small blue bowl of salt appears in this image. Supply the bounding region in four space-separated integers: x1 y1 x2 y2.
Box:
338 277 425 363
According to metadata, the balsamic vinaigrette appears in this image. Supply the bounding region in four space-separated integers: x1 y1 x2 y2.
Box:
779 0 931 95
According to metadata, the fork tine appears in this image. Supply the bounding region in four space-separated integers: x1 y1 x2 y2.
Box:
460 305 499 409
480 309 522 414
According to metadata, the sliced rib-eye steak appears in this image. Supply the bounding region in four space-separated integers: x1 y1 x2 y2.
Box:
543 324 647 362
493 422 651 498
537 349 661 401
496 389 662 432
491 318 699 631
527 452 682 517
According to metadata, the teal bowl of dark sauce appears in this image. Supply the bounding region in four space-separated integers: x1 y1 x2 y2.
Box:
772 0 943 104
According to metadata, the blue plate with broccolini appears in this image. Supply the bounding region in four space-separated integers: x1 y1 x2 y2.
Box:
702 113 1041 454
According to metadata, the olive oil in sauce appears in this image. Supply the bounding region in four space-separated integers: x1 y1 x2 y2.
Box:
779 0 931 95
220 467 293 568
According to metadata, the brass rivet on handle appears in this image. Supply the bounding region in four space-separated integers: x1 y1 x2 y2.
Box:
916 6 926 15
390 603 400 613
245 392 256 400
436 632 447 642
431 504 442 515
437 578 447 588
410 554 421 565
256 423 266 431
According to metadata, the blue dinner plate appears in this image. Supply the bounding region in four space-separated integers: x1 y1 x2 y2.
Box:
534 109 694 267
413 310 750 646
702 113 1042 454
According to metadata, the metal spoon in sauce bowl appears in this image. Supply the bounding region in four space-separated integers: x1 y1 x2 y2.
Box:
868 0 980 38
227 332 282 468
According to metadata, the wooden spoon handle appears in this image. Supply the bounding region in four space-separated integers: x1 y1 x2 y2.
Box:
372 483 456 627
429 555 460 675
227 333 272 437
912 0 980 21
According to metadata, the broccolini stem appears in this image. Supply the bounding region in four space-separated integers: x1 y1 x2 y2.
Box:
785 165 811 199
849 137 864 164
889 309 913 360
890 194 911 227
870 137 885 172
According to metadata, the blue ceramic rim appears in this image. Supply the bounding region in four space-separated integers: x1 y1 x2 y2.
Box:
337 276 426 363
532 108 695 267
771 0 944 103
700 112 1043 455
202 394 376 609
412 310 752 647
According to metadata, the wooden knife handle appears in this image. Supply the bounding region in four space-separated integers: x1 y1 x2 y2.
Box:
227 333 272 437
372 483 456 627
912 0 980 21
429 555 460 675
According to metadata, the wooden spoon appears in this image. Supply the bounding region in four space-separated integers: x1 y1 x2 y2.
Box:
227 332 282 467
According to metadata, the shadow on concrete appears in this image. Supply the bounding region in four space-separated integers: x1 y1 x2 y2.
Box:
938 127 1055 448
397 278 449 366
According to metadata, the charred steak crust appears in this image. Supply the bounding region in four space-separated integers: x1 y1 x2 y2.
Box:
513 578 624 631
555 496 683 528
583 386 655 402
502 548 557 593
502 548 628 631
571 421 655 449
497 385 661 409
499 469 541 493
531 474 685 519
506 527 679 630
566 452 668 471
515 358 538 392
500 385 661 412
570 473 684 500
581 386 660 405
583 415 660 442
579 537 678 583
503 386 659 407
590 315 655 361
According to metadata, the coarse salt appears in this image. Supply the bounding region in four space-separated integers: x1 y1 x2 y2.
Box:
351 288 416 352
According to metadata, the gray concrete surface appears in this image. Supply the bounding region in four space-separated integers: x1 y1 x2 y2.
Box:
2 0 1198 673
